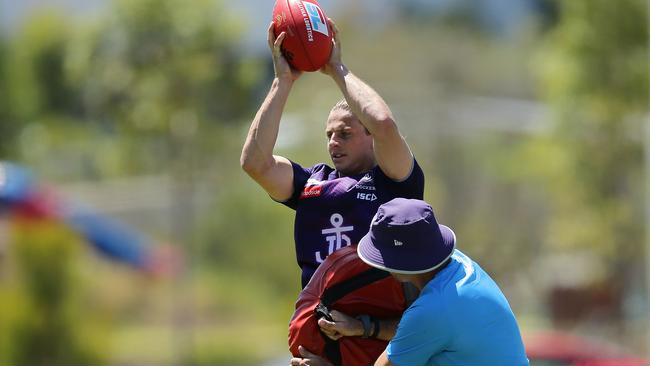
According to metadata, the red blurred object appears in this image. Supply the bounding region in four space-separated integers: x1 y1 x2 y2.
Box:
526 331 650 366
142 243 185 279
272 0 332 71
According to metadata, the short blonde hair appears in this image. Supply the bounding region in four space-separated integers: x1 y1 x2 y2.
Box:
329 99 370 135
331 99 352 114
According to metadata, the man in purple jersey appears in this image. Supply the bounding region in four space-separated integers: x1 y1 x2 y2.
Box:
241 19 424 288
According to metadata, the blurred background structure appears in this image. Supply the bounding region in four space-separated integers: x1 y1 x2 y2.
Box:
0 0 648 365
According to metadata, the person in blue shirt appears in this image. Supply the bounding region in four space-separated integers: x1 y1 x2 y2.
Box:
291 198 529 366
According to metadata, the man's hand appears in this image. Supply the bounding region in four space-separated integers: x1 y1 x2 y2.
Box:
268 22 302 83
317 310 363 340
319 19 344 77
290 346 334 366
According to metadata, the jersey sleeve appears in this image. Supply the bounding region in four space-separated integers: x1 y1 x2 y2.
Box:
387 299 448 366
275 161 313 210
376 158 425 199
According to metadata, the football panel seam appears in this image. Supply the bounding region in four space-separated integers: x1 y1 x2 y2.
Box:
288 0 317 71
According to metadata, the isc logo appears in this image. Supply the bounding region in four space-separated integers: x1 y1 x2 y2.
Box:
303 2 329 37
356 193 377 201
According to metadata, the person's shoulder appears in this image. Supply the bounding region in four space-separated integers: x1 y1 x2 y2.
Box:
449 251 505 301
447 250 480 284
372 157 424 190
310 162 333 172
423 253 477 301
305 163 336 179
451 250 472 266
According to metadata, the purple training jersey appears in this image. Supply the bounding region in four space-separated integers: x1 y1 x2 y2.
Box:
280 160 424 287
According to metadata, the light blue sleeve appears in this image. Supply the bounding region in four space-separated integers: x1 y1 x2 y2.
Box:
387 298 448 366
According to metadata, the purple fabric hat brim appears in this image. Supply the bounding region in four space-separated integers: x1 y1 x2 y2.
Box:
357 224 457 275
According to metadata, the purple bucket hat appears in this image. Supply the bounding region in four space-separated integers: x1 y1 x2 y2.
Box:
357 198 456 274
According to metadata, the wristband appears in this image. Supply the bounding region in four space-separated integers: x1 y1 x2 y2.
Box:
356 314 372 338
370 317 380 338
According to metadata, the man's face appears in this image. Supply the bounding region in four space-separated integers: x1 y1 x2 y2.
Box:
325 109 375 176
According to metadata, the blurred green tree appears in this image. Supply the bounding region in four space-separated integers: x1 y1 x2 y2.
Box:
0 38 11 156
467 0 649 332
1 14 82 168
5 14 75 123
0 0 272 362
65 0 265 174
0 221 108 366
537 0 648 266
0 0 265 177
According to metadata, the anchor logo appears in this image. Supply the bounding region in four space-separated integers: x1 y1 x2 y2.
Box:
316 213 354 263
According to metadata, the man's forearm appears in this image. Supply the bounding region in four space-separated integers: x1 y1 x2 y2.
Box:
328 64 413 181
329 64 395 134
375 317 400 341
241 78 293 171
346 316 399 341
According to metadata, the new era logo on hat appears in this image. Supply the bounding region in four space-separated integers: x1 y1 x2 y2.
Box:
358 198 456 274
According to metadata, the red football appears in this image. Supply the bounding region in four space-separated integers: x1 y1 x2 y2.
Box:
272 0 333 72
